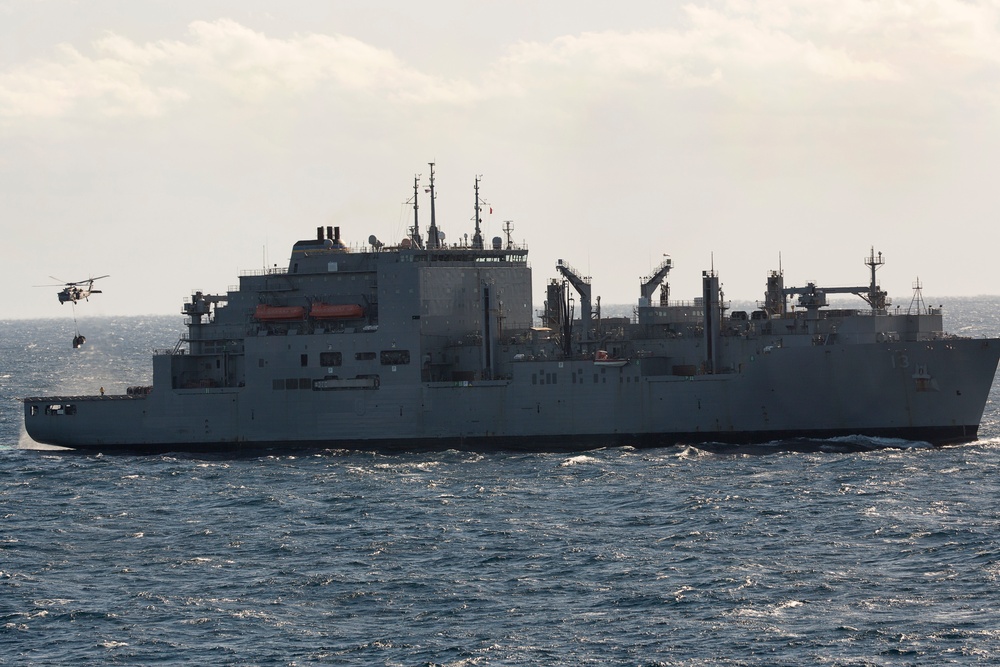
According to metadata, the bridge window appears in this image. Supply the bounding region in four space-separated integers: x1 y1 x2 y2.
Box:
381 350 411 365
273 378 313 390
320 351 342 366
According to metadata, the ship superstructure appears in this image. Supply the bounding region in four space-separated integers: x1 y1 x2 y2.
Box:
24 170 1000 452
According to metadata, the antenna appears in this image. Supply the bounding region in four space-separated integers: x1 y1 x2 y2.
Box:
427 162 441 249
908 276 926 315
472 175 485 250
864 247 887 311
409 174 423 249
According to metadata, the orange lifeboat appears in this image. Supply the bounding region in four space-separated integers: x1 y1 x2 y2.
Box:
594 350 628 367
254 304 306 321
310 303 364 319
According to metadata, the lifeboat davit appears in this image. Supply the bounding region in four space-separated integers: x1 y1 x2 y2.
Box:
310 303 364 319
254 304 306 321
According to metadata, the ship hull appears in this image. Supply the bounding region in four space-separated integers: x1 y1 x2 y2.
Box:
20 425 986 456
24 338 1000 454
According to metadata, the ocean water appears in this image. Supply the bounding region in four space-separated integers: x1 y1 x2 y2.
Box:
3 302 1000 666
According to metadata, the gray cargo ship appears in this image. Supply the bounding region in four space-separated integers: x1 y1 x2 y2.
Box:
23 168 1000 453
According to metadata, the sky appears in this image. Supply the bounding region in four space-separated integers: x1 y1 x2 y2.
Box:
2 0 999 320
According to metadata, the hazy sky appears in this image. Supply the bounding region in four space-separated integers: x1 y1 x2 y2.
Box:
2 0 999 320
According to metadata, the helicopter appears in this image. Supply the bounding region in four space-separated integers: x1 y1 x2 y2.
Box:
35 275 110 348
42 275 110 305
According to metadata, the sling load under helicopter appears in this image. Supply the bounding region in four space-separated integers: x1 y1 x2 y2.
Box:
35 275 110 348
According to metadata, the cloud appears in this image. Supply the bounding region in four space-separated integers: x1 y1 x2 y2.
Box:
0 19 464 120
1 1 999 186
590 7 894 81
718 0 1000 71
3 3 998 124
0 42 186 119
163 19 440 100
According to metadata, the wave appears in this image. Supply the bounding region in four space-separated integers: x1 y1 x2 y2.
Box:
683 434 935 456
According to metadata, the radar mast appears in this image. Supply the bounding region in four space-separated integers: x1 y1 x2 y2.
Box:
862 247 889 312
427 162 442 249
409 175 424 249
908 277 926 315
472 175 485 250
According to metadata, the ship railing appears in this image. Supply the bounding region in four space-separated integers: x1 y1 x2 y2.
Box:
659 300 702 308
153 338 189 356
555 259 591 284
239 267 289 277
